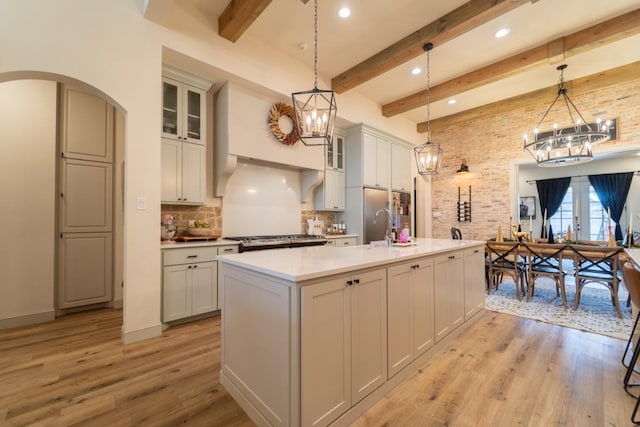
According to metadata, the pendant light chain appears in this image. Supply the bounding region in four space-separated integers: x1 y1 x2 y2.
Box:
426 44 431 136
313 0 318 90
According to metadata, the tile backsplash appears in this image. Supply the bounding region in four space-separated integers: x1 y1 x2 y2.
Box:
161 204 222 238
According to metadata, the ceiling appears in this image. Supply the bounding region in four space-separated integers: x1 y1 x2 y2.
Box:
148 0 640 130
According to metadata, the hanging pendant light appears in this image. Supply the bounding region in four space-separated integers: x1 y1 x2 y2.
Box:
291 0 337 146
523 64 612 167
414 42 442 175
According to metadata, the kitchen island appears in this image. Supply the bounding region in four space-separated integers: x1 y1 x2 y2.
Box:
217 238 486 427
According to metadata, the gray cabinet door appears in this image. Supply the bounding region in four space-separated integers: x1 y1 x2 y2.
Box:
60 86 113 163
60 158 113 233
58 233 112 309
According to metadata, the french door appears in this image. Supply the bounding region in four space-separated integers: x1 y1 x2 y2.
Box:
550 178 608 241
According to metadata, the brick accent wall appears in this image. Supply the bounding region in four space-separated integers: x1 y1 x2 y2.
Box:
430 76 640 240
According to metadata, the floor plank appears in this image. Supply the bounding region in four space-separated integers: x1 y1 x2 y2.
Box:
0 308 635 426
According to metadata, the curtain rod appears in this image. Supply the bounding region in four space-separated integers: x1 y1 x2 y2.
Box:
526 170 640 184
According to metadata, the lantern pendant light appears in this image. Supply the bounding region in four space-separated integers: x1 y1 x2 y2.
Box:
291 0 337 146
414 42 442 175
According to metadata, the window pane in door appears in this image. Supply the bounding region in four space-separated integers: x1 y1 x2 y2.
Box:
186 90 201 140
163 82 178 136
588 187 607 241
550 187 573 239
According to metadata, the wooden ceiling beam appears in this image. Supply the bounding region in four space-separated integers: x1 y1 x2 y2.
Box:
330 0 531 94
416 61 640 132
218 0 272 43
385 8 640 118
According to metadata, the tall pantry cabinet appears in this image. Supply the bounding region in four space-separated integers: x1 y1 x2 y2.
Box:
58 85 114 309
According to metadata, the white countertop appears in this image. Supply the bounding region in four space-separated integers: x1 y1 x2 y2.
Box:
324 234 358 239
161 239 240 249
626 248 640 268
217 237 485 283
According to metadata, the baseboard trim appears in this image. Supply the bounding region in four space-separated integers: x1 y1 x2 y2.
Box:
122 324 163 344
0 310 55 330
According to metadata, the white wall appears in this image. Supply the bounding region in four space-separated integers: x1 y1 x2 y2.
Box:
0 80 56 326
0 0 421 342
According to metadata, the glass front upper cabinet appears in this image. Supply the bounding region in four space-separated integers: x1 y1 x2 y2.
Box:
162 77 206 145
326 133 344 171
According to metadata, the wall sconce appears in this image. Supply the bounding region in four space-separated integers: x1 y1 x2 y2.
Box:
456 160 469 174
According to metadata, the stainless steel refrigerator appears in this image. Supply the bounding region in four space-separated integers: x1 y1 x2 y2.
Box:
363 188 412 244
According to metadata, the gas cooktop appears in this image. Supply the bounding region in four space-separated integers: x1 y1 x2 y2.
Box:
224 234 328 252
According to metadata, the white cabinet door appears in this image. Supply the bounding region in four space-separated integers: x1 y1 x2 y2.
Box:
181 142 206 204
162 77 206 145
375 137 391 189
434 252 464 342
391 143 412 192
387 263 413 377
301 268 387 426
387 257 434 378
60 85 113 163
326 169 345 210
362 132 391 189
191 261 217 315
161 138 182 203
161 138 205 205
351 269 387 404
464 247 486 320
301 276 352 427
326 133 345 171
58 232 112 309
413 259 435 356
163 264 191 322
60 158 113 233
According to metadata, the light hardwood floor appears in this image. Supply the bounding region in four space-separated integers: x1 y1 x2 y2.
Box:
0 308 635 426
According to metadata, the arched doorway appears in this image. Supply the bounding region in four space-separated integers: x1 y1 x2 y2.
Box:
0 72 126 333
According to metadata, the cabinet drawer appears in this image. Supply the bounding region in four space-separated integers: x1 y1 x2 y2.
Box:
163 246 217 265
217 245 239 255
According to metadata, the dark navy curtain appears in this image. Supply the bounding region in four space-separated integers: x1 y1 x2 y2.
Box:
588 172 633 241
536 177 571 239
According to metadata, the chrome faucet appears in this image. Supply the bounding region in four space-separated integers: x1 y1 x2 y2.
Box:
375 208 393 246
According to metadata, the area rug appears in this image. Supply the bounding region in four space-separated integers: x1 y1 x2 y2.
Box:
485 276 633 340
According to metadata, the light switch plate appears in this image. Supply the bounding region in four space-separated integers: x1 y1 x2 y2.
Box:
136 196 146 210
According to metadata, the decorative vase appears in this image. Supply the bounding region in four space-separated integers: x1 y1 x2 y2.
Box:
496 224 503 242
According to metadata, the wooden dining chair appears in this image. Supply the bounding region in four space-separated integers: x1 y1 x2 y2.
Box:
621 261 640 424
571 245 624 318
485 242 527 301
521 243 569 308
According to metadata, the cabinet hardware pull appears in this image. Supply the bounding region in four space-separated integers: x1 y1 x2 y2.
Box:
188 265 192 269
449 255 455 260
193 265 198 268
473 249 479 253
346 280 353 286
354 279 360 284
223 248 233 252
187 255 198 258
60 192 64 198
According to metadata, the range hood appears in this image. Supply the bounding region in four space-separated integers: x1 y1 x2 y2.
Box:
214 81 324 201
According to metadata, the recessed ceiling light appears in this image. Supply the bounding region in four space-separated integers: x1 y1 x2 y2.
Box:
411 67 422 75
338 7 351 18
495 27 511 38
448 99 457 105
